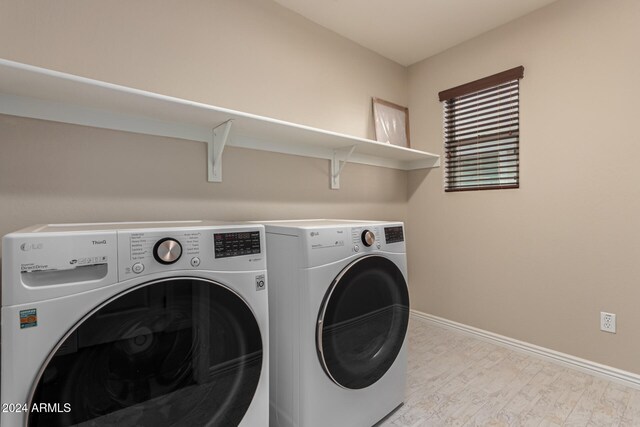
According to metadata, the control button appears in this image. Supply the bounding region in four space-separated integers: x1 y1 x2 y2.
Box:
190 257 201 267
361 230 375 247
132 262 145 274
153 238 183 265
376 243 381 249
354 245 360 252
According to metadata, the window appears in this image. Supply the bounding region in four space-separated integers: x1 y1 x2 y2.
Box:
439 66 524 192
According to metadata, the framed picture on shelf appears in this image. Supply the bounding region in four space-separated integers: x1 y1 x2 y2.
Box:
372 97 410 148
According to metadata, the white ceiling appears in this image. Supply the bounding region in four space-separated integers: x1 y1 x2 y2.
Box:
273 0 559 66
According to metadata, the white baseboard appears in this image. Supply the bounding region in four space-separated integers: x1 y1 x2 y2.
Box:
410 309 640 390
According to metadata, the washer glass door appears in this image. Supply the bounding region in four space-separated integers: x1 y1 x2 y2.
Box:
27 278 263 427
317 255 409 389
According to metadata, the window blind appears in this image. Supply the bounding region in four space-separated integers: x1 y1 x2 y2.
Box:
439 66 524 192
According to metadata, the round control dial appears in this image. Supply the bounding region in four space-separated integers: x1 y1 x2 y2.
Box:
361 230 375 247
153 238 183 265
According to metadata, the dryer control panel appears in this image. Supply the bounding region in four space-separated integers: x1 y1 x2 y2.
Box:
383 225 404 244
117 226 265 280
299 223 405 268
350 226 384 253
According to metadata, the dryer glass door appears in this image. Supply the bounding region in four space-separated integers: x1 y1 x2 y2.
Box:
27 277 263 427
317 255 409 389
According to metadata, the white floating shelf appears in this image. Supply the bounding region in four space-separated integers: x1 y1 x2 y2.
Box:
0 59 439 188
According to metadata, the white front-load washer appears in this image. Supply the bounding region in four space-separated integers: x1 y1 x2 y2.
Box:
262 220 409 427
1 221 268 427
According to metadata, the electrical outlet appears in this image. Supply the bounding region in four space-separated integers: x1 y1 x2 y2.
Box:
600 312 616 333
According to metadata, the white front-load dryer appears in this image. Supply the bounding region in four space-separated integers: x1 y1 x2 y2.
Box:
1 221 268 426
262 220 409 427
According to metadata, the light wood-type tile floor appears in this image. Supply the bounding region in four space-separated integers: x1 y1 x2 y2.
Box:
379 319 640 427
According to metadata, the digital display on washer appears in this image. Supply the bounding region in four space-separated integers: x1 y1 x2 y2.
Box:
384 226 404 244
214 231 261 258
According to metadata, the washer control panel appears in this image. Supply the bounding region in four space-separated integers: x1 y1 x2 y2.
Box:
214 231 261 258
117 226 264 279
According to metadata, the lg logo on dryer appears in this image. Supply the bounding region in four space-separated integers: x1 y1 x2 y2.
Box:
20 243 43 251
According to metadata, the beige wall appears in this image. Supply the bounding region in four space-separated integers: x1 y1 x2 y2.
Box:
407 0 640 373
0 0 408 251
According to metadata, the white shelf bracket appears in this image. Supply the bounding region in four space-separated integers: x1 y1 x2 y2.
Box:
330 145 357 190
208 119 233 182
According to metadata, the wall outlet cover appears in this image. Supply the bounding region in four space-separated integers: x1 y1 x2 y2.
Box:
600 311 616 334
